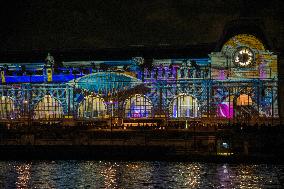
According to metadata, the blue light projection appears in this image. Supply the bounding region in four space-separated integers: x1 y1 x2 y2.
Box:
70 72 142 94
170 94 198 118
0 52 278 121
128 102 149 118
124 94 153 118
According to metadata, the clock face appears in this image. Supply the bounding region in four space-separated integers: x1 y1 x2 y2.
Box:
233 47 254 67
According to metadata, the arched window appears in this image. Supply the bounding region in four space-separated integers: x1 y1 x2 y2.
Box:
170 94 198 118
236 94 252 106
34 95 63 119
124 94 153 118
78 95 107 118
0 96 15 119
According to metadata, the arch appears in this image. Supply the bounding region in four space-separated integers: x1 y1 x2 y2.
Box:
33 95 63 119
124 94 153 118
0 96 16 119
222 34 265 55
216 19 271 51
234 94 255 120
236 94 252 106
169 94 198 118
78 95 107 118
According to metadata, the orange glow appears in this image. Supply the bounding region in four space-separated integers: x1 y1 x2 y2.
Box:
236 94 252 106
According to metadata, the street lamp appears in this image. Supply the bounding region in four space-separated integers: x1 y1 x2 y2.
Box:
110 100 114 131
23 99 29 126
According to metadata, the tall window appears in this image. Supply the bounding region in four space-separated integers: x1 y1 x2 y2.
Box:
0 96 15 119
78 95 107 118
170 94 198 118
124 94 153 118
34 95 63 119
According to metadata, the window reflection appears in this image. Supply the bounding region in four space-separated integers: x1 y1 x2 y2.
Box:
15 163 31 189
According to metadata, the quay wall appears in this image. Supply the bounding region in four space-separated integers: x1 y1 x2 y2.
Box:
0 126 283 162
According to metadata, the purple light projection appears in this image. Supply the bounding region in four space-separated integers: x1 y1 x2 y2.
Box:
259 63 266 79
173 105 177 118
127 102 148 118
258 55 268 79
218 102 233 118
218 70 226 80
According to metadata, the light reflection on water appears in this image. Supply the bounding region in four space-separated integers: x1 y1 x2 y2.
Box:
0 161 283 188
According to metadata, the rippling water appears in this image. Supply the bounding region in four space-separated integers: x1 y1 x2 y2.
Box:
0 161 283 188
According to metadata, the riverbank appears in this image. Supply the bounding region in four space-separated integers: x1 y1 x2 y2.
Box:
1 145 283 164
1 125 283 163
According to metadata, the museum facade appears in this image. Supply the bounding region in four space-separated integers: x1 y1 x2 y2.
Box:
0 34 279 126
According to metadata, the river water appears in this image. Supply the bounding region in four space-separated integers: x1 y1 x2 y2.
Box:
0 161 283 188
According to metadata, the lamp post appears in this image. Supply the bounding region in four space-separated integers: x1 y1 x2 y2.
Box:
23 99 29 126
110 100 114 132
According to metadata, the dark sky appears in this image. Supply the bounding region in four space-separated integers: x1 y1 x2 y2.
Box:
1 0 283 51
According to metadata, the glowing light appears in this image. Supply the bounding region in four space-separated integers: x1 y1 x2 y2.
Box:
222 34 265 51
124 94 153 118
34 95 63 119
234 47 254 67
218 70 226 80
218 102 234 118
236 94 252 106
78 95 107 118
15 163 31 189
170 94 198 118
0 96 15 119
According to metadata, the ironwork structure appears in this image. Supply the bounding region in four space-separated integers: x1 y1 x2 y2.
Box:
0 34 279 126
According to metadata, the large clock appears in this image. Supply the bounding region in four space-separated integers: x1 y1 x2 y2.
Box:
233 47 254 67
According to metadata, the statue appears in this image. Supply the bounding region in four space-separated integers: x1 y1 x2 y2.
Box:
45 53 54 67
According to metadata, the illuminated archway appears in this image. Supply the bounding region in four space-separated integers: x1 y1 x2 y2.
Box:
0 96 15 119
236 94 252 106
124 94 153 118
169 94 198 118
33 95 63 119
78 95 107 118
234 94 254 119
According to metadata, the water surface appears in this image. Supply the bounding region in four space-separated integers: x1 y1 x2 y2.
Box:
0 161 283 188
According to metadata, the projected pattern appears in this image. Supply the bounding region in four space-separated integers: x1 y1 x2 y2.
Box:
0 34 279 125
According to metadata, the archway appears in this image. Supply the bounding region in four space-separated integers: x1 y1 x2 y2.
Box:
235 94 254 119
236 94 252 106
0 96 15 119
33 95 63 119
124 94 153 118
78 95 107 118
169 94 198 118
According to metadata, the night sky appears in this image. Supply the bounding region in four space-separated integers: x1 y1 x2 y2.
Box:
0 0 283 51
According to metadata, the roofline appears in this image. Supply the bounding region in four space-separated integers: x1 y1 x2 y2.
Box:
0 43 216 63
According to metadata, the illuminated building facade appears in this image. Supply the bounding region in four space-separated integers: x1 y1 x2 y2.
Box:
0 34 279 126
